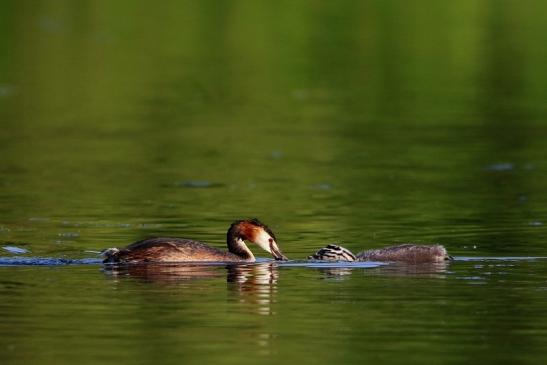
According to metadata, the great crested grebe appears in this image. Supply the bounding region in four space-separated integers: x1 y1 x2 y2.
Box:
309 244 452 263
102 219 287 263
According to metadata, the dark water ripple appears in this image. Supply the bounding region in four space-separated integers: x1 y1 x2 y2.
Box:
0 257 102 266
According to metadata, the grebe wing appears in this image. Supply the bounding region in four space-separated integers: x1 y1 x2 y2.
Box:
115 237 232 262
125 237 217 250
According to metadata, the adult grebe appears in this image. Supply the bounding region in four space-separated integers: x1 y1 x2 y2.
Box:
102 218 287 263
309 244 452 263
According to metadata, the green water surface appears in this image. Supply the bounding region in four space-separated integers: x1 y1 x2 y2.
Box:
2 1 547 364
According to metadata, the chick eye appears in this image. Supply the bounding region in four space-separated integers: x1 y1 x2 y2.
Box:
268 238 273 244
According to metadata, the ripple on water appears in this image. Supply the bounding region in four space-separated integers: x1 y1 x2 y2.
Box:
2 246 29 255
28 217 50 222
174 180 224 188
58 232 80 238
484 162 514 171
0 256 102 266
278 260 385 269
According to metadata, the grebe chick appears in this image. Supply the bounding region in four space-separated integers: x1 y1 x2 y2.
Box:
102 218 287 263
309 244 452 263
308 245 357 261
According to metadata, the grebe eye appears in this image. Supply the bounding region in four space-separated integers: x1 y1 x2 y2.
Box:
269 238 273 244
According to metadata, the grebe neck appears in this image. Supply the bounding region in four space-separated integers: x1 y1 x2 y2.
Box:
227 236 255 261
227 221 255 261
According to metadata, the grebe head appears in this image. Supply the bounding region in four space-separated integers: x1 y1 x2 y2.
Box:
229 218 287 260
308 244 356 262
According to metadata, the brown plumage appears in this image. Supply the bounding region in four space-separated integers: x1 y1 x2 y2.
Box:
309 244 452 263
356 244 451 263
102 219 286 263
103 238 245 263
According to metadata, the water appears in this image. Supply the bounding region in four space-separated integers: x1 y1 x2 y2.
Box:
2 1 547 364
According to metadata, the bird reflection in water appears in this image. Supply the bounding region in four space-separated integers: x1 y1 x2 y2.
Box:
315 261 450 280
103 262 279 316
370 261 450 277
318 267 354 280
102 263 226 283
102 262 279 354
225 263 279 355
226 262 278 316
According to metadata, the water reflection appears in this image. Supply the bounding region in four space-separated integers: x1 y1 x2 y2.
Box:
317 267 354 280
102 263 225 282
102 259 449 286
227 263 279 316
367 261 450 277
315 261 450 280
103 262 280 316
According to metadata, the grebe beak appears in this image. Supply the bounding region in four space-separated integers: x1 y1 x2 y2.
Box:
270 240 288 261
